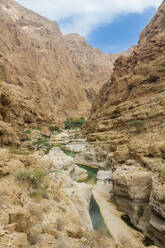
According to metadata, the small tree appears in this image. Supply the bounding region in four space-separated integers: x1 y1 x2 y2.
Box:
64 117 85 129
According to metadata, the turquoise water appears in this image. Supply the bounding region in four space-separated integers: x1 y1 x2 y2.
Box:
89 196 110 235
77 164 98 185
77 164 110 235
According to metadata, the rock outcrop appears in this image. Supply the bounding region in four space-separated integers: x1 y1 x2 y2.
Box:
64 33 133 101
0 0 134 146
0 147 116 248
112 166 152 231
0 0 89 132
85 0 165 246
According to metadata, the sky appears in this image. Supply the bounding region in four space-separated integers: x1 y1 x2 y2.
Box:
16 0 162 53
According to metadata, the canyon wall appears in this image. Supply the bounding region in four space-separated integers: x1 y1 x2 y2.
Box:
85 1 165 247
64 33 133 101
0 0 131 145
0 0 90 133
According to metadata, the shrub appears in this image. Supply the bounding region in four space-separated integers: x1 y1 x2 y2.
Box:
25 129 32 135
29 126 41 131
49 125 62 133
32 138 53 153
32 138 49 146
10 148 33 156
44 143 54 154
64 117 85 129
61 148 78 158
16 168 48 189
128 120 146 126
16 168 49 200
127 119 146 134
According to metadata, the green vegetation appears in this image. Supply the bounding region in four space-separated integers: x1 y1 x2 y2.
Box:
44 143 54 154
64 117 85 130
25 129 32 135
49 125 62 133
31 138 54 154
10 148 33 156
127 119 147 134
29 126 41 131
128 119 146 126
61 148 78 158
16 168 49 199
32 138 49 146
16 168 48 188
77 164 98 185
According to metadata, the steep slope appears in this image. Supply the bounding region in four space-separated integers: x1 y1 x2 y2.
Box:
86 0 165 153
64 33 133 101
0 0 134 146
85 0 165 246
0 0 89 131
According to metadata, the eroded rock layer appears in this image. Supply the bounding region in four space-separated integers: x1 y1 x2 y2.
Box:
64 33 133 101
0 0 133 145
0 0 89 131
85 1 165 246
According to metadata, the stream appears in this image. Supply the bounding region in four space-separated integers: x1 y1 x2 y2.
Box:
77 164 98 185
77 164 110 235
52 130 148 247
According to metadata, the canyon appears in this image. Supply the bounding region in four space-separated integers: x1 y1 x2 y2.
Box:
85 0 165 247
0 0 165 247
0 0 132 148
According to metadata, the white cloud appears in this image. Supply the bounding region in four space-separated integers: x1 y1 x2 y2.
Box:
15 0 162 36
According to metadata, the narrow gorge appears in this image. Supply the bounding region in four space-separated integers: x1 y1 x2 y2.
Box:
0 0 165 248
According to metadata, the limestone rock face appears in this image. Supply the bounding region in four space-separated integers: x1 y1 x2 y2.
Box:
64 33 133 101
86 0 165 164
149 179 165 246
112 165 165 247
0 147 115 248
10 207 31 234
97 170 112 182
0 121 20 146
85 1 165 246
112 166 152 231
0 0 89 131
75 147 107 168
43 147 88 182
0 0 133 146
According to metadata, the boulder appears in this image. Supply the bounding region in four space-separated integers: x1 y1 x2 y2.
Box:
44 148 74 170
0 121 20 146
55 238 77 248
75 147 107 168
112 166 152 231
41 127 51 138
10 207 31 234
0 148 10 162
97 170 112 182
63 182 93 232
140 157 165 173
11 232 28 248
68 165 88 182
65 142 87 153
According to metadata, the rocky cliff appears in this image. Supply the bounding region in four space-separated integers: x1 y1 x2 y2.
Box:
0 0 90 133
0 0 133 146
85 0 165 246
64 33 133 101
